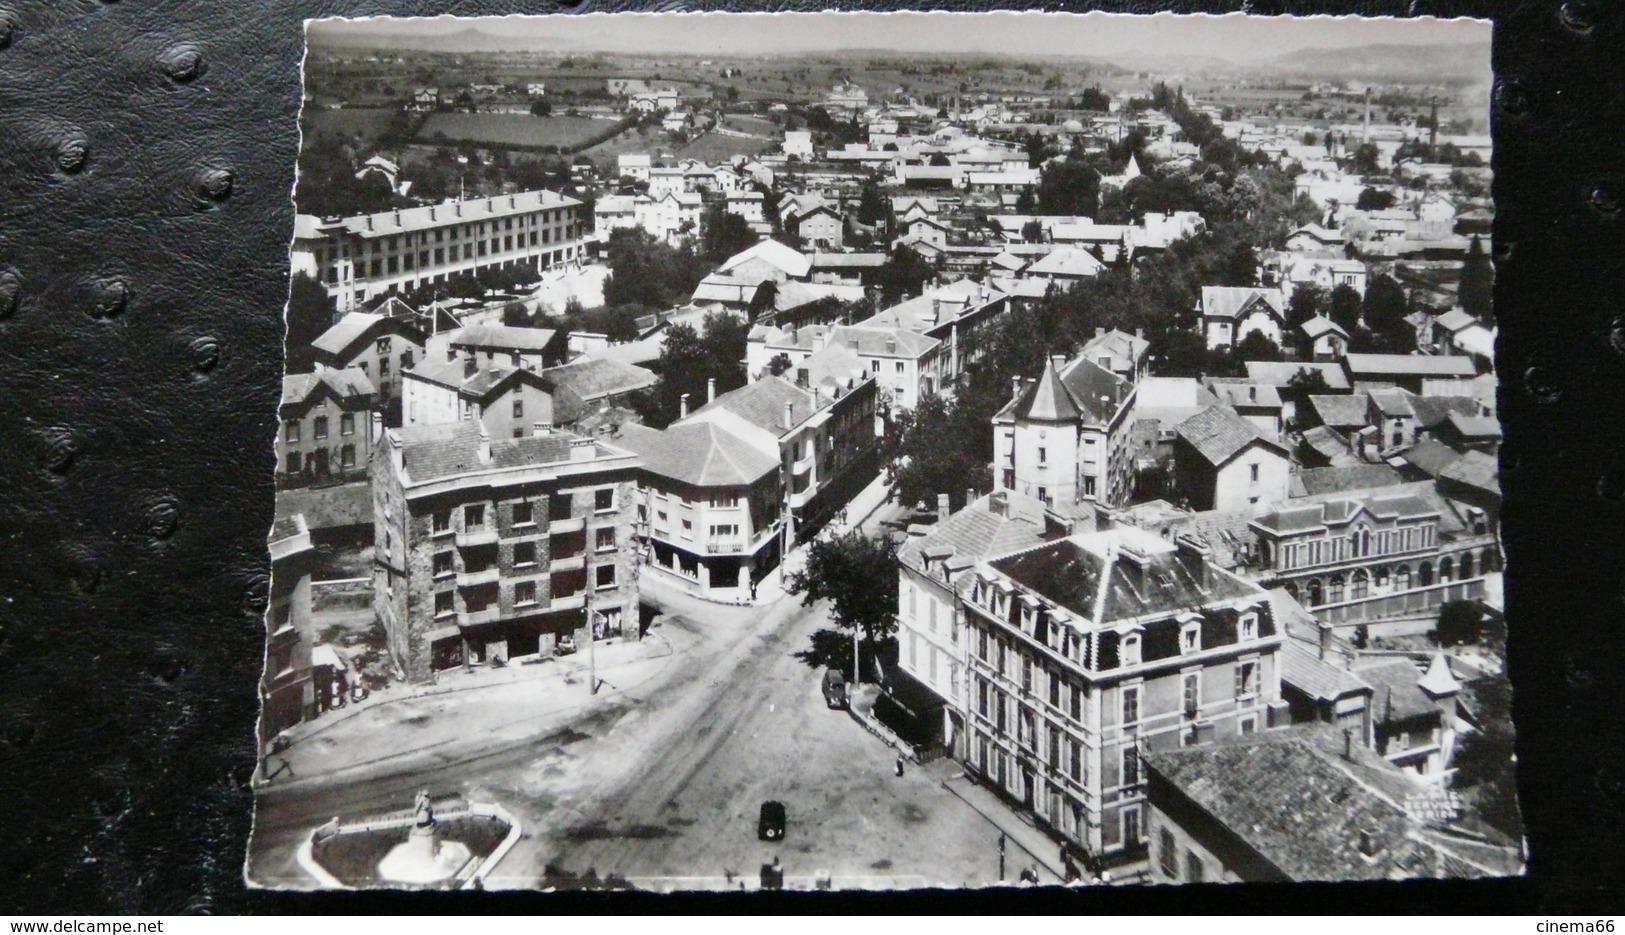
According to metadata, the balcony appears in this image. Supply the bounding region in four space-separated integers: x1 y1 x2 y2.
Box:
548 515 585 534
458 606 501 627
550 553 585 570
456 566 501 587
792 453 815 475
455 527 499 548
550 593 586 611
705 539 744 554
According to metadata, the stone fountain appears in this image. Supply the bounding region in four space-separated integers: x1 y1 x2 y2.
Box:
376 790 473 885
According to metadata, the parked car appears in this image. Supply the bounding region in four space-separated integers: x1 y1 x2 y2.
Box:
555 633 578 656
757 800 786 841
821 668 848 708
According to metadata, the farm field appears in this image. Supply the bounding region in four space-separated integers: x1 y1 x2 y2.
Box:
417 112 622 149
303 107 407 144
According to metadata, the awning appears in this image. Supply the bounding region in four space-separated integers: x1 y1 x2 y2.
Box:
311 644 345 670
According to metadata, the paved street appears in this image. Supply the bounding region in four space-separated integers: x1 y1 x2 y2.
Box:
250 477 1029 891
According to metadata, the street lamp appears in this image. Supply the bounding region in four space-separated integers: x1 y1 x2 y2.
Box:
584 588 597 696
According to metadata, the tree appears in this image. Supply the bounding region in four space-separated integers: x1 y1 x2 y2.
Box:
284 273 336 374
1355 186 1396 211
699 202 759 264
1459 234 1494 325
1014 185 1037 214
639 312 749 428
784 530 900 651
602 227 711 309
1035 157 1102 216
1349 143 1382 177
1020 219 1044 244
501 300 530 327
1287 283 1328 331
856 178 888 227
1437 600 1484 647
1234 330 1284 363
874 245 934 307
530 99 552 117
1327 283 1363 335
1452 672 1522 839
1362 273 1411 349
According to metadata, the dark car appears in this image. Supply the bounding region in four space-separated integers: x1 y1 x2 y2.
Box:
757 800 786 841
821 669 848 709
555 633 578 656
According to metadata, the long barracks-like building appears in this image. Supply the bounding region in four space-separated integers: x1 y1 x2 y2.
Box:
293 189 588 312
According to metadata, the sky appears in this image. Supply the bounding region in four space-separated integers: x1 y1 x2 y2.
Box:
308 11 1490 64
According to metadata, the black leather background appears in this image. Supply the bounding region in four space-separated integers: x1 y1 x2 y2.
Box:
0 0 1619 915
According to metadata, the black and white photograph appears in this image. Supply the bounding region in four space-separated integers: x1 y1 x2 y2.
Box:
248 10 1520 891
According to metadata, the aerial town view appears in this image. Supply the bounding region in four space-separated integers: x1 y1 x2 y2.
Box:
248 11 1519 891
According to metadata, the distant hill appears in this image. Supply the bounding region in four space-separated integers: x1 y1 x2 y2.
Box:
1252 42 1490 84
307 25 578 54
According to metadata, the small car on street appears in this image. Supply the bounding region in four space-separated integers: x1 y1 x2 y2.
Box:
821 668 848 708
757 800 786 841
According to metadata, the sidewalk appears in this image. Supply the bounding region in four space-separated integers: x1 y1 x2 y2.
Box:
256 631 675 792
937 766 1073 885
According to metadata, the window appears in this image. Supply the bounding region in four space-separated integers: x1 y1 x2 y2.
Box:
1121 686 1140 726
1049 671 1061 709
434 591 454 618
432 511 451 534
340 413 355 437
376 337 392 355
379 356 390 376
1351 569 1370 600
1069 739 1082 782
1180 622 1201 654
1070 684 1082 720
711 493 739 509
995 693 1006 731
433 551 455 577
1186 851 1205 884
1047 726 1060 770
285 452 301 474
401 350 414 369
1418 562 1434 586
1240 615 1257 641
1021 657 1033 693
680 518 693 539
1121 633 1142 666
284 421 300 443
1121 748 1140 788
513 501 533 526
514 581 536 605
1328 574 1345 604
1159 829 1178 878
340 444 356 470
1239 714 1258 736
1037 446 1047 464
1249 463 1260 484
312 416 328 441
464 504 486 529
513 542 536 567
596 564 616 589
1235 660 1260 699
1182 673 1200 720
977 678 989 717
512 398 524 419
595 527 616 551
1396 565 1411 591
594 488 615 512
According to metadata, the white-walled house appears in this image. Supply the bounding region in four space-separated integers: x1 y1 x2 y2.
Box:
1199 286 1288 351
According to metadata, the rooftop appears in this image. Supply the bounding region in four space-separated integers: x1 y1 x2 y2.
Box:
447 324 560 353
392 422 622 485
613 421 778 488
1344 353 1477 378
296 189 580 241
1308 394 1372 429
1201 286 1285 321
1175 405 1277 467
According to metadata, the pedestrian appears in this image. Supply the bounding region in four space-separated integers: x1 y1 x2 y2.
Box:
894 753 905 777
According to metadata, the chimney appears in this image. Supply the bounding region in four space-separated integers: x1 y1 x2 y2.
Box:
510 194 517 208
1248 385 1258 402
885 337 897 354
937 493 950 517
456 202 462 216
966 488 976 511
784 401 795 430
1135 327 1144 339
679 392 691 419
366 216 373 231
707 377 717 403
1342 727 1355 762
1319 620 1335 662
446 341 456 362
989 490 1007 518
477 426 492 463
1012 376 1022 401
430 206 437 221
1096 326 1106 338
569 436 595 461
531 421 552 436
1357 829 1380 858
394 208 401 226
932 298 942 322
1051 354 1067 372
463 355 476 378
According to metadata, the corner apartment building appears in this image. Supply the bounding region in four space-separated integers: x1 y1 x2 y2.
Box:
372 422 641 683
955 525 1286 860
292 189 588 312
261 514 318 746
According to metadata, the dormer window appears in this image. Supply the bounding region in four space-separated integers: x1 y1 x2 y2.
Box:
1180 622 1201 655
1240 614 1257 642
1121 633 1142 667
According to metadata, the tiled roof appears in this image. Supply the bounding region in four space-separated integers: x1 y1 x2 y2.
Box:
395 422 617 484
1418 653 1463 697
1058 356 1131 422
1294 464 1407 497
693 274 767 305
296 190 580 241
543 357 658 402
1344 353 1477 378
990 527 1260 624
1175 405 1273 467
282 368 376 409
1445 413 1501 440
1355 659 1440 723
827 325 940 360
448 324 560 352
1308 394 1371 429
1409 394 1480 430
809 252 886 269
613 421 778 487
1398 439 1464 478
1210 381 1283 410
1079 328 1150 370
1245 361 1351 391
1368 388 1416 418
897 491 1053 579
1433 309 1480 333
269 514 308 544
720 238 811 278
1281 639 1373 702
687 375 815 438
1300 425 1360 466
1254 487 1440 534
1438 450 1499 496
1141 730 1423 882
1026 247 1105 278
1200 286 1285 321
1013 357 1083 422
311 312 384 356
